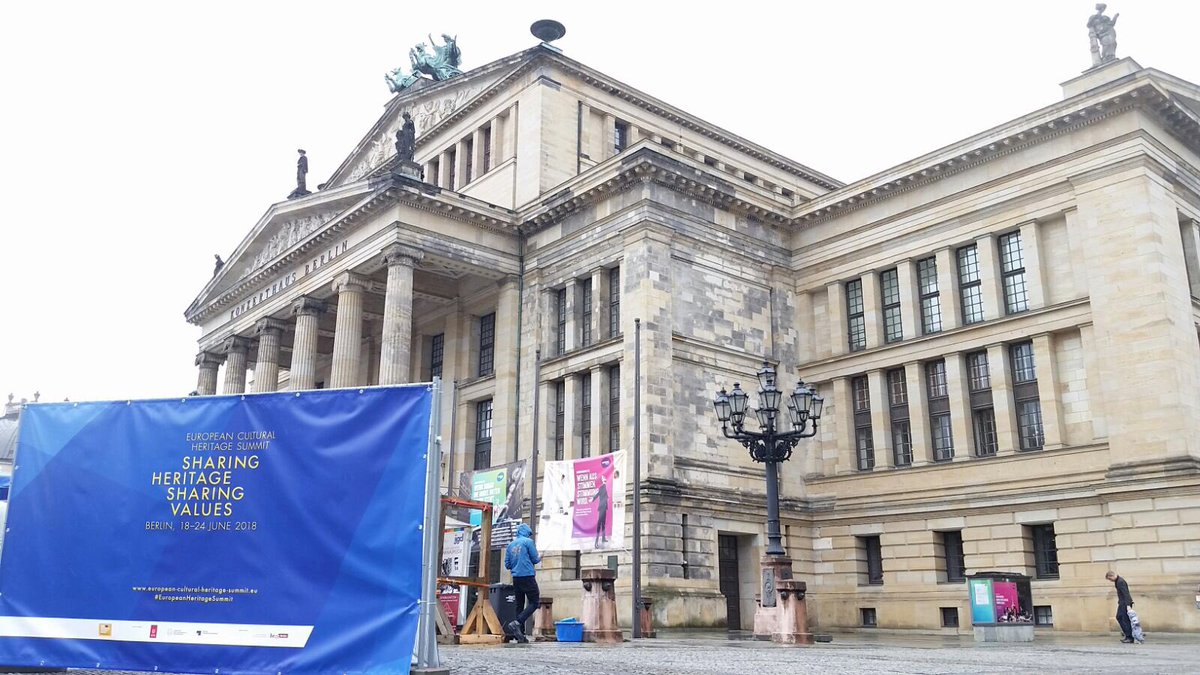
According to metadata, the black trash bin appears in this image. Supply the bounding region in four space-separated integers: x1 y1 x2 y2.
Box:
489 583 521 638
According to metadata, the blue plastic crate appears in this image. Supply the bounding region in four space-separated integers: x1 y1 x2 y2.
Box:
555 618 584 642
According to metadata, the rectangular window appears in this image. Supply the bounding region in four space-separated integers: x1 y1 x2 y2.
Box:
918 257 942 334
852 376 873 471
463 138 474 184
966 350 997 457
614 121 629 153
1000 231 1029 314
608 365 621 451
931 413 954 462
429 333 444 379
860 535 884 585
581 278 593 346
941 607 960 628
888 368 912 467
941 531 966 583
1010 341 1043 451
846 279 866 352
891 420 913 467
478 313 495 377
861 608 878 627
446 148 457 190
554 381 565 461
1030 524 1060 579
474 399 493 469
881 268 902 343
428 158 439 186
681 513 690 579
555 288 568 356
1034 606 1054 626
580 373 592 458
925 360 948 399
967 351 990 391
608 267 621 338
887 368 908 406
957 245 985 325
482 126 492 172
972 408 999 457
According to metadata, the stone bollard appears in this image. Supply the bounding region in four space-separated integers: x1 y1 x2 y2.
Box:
638 596 656 638
771 580 813 645
534 597 556 641
753 555 793 639
580 567 623 643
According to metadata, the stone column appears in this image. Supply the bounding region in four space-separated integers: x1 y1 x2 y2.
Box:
862 271 882 349
379 244 423 385
1031 333 1065 450
867 370 891 469
488 115 504 165
290 296 325 390
827 282 846 356
580 567 622 643
330 272 367 389
904 360 931 465
796 291 813 363
252 318 286 393
194 351 223 396
935 247 960 331
563 373 581 460
221 336 252 395
590 365 606 454
490 276 522 465
976 234 1004 321
590 268 607 342
564 278 578 353
897 259 918 341
1020 220 1047 310
602 114 617 159
944 352 972 461
987 344 1018 455
831 377 854 474
440 148 454 189
472 126 487 176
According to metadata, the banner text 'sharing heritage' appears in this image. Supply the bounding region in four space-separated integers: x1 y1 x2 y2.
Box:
0 387 432 674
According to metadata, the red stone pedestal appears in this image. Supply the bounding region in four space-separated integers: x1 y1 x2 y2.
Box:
752 555 793 640
771 579 813 644
581 567 623 643
638 596 656 638
534 596 556 641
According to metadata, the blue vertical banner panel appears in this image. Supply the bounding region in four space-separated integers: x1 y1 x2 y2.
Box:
0 386 432 675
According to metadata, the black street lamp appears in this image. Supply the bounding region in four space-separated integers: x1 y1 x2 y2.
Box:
713 361 823 556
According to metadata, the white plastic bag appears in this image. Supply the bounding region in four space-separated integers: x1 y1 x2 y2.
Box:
1127 607 1145 643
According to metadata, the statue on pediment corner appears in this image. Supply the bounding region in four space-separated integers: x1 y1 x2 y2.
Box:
287 149 312 200
1087 3 1119 66
213 254 224 276
395 111 416 163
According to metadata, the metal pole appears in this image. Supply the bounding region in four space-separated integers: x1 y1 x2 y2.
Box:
764 457 784 556
417 378 444 669
633 318 643 638
529 349 541 538
446 380 459 495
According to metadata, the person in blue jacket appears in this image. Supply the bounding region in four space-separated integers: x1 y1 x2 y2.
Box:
504 522 541 643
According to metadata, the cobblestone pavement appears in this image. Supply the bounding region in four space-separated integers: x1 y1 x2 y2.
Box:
437 632 1200 674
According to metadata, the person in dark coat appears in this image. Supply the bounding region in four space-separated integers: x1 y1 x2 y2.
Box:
593 476 609 548
1106 570 1135 642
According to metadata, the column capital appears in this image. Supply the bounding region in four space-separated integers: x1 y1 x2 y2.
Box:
195 351 224 367
332 271 368 294
222 335 253 355
381 243 424 268
254 317 287 337
291 295 326 317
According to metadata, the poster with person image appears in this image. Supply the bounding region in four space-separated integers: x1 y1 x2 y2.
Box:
537 451 627 552
453 460 527 549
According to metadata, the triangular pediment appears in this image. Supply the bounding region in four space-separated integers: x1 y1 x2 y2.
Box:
184 184 375 322
325 47 541 189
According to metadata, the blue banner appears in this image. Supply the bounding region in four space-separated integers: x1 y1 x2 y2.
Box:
0 386 432 675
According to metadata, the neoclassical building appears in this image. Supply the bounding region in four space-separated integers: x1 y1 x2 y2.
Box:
185 36 1200 633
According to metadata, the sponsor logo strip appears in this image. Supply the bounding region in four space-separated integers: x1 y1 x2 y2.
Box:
0 618 312 648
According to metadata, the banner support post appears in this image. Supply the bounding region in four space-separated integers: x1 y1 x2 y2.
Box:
415 378 448 674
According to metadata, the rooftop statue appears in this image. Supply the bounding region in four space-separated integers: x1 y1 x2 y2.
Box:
385 33 463 94
1087 3 1119 66
395 112 417 163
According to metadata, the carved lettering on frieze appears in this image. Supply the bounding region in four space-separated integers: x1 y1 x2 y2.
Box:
241 211 339 279
347 87 477 181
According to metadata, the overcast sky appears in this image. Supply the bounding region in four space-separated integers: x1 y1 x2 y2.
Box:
1 1 1196 404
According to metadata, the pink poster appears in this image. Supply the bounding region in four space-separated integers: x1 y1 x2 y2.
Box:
571 454 617 545
993 581 1019 619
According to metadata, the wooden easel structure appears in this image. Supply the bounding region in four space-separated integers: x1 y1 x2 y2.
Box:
436 496 505 645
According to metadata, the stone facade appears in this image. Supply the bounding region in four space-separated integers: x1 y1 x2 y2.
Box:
186 46 1200 634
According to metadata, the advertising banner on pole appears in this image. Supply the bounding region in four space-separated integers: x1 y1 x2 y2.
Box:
537 451 627 552
454 460 527 549
0 386 432 675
